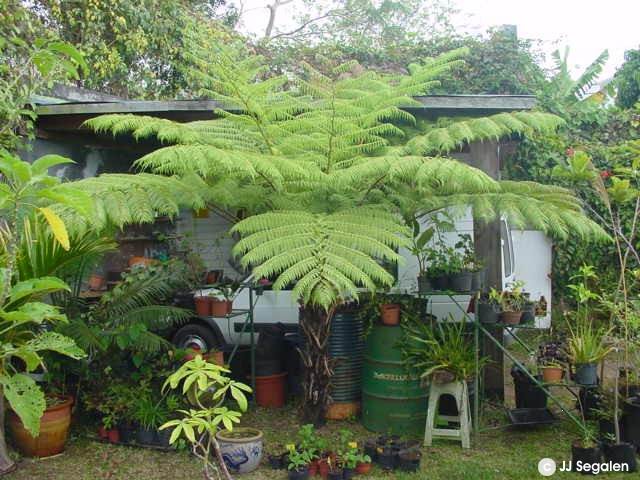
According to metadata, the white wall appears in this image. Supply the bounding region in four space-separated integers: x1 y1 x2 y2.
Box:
511 230 552 328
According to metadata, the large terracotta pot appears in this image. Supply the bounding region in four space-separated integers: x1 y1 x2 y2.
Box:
8 396 73 457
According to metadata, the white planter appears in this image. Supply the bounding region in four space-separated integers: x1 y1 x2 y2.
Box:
216 428 263 474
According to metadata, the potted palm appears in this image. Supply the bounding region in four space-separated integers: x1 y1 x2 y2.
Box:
402 317 488 386
566 320 612 386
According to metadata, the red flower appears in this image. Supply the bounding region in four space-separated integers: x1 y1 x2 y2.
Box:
566 147 575 157
600 170 611 179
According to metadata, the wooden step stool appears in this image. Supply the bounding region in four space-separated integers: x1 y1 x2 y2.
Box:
424 380 471 449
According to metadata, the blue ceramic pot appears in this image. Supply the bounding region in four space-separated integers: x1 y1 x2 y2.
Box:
216 428 263 474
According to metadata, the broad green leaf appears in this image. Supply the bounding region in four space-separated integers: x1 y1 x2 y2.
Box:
27 331 85 359
31 155 74 176
230 385 248 412
8 277 70 305
0 373 46 436
39 207 70 250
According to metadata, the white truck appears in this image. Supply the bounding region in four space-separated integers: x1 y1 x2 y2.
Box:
171 210 552 352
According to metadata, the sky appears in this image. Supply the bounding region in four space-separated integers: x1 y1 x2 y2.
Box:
234 0 640 80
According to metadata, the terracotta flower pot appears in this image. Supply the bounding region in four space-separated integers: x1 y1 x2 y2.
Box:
379 303 401 326
88 274 105 291
356 462 372 474
205 350 225 366
107 428 120 444
128 256 154 268
8 396 73 458
194 296 212 316
308 460 319 476
255 372 287 408
500 310 522 325
318 458 330 478
542 366 564 383
211 298 232 316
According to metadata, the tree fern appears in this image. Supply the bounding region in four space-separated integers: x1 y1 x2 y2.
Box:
82 41 611 425
85 44 605 305
232 209 408 307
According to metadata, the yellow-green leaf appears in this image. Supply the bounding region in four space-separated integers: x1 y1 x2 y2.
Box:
38 207 70 250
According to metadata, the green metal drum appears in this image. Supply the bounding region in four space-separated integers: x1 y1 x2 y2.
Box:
362 324 428 437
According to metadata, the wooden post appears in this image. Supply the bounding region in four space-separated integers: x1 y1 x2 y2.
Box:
469 140 505 401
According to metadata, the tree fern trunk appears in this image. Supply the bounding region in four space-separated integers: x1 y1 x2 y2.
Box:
0 391 16 475
299 305 334 427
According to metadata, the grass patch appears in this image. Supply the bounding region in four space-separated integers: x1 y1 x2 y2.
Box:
5 405 635 479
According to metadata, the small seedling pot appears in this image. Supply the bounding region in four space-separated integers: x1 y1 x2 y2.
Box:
574 363 598 386
327 470 343 480
377 448 398 471
268 453 286 470
107 428 120 444
342 467 356 479
398 450 421 472
364 439 377 461
288 467 309 480
603 442 637 472
571 441 602 474
356 462 373 474
379 303 401 326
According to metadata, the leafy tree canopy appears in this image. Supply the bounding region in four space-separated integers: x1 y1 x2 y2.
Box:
615 47 640 109
23 0 238 99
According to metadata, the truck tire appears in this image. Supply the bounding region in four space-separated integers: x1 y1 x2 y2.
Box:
172 323 221 352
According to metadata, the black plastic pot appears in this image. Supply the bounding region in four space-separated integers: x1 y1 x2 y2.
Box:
377 448 398 470
327 470 343 480
471 269 485 291
118 423 136 444
575 363 599 386
287 467 309 480
449 271 472 292
268 453 287 469
343 467 356 479
156 428 172 448
431 275 449 291
398 451 421 472
511 366 547 409
623 397 640 450
364 439 378 461
477 301 500 324
571 442 602 474
603 442 637 472
577 388 602 421
417 275 432 294
520 302 535 324
136 427 157 446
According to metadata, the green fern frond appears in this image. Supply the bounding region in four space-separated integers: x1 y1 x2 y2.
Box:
231 209 409 309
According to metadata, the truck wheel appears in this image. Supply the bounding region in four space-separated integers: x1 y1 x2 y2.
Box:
172 323 220 352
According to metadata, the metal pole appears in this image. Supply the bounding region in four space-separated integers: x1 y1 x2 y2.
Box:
249 286 256 395
475 322 588 433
